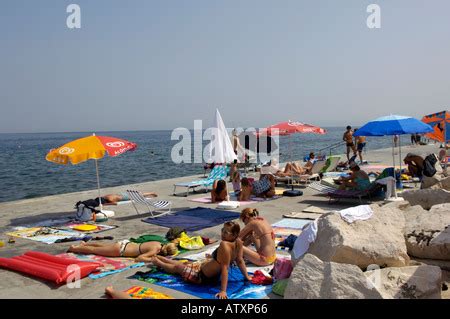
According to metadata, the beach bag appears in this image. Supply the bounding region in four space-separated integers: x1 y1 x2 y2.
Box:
75 201 98 222
272 279 289 296
179 232 205 250
273 257 293 280
423 154 437 177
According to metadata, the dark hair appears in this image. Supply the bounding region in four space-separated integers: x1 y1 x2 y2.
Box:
223 221 240 237
233 159 238 164
309 152 315 158
241 177 250 187
215 179 226 194
346 126 352 130
350 164 360 171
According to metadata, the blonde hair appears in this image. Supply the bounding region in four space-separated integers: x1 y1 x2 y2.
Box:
240 208 259 221
159 243 178 256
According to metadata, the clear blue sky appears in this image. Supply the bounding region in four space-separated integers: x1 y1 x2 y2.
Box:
1 0 449 133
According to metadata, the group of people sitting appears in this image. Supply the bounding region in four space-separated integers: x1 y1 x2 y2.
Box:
68 208 276 299
211 173 277 203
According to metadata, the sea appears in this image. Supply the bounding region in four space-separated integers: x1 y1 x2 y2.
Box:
0 128 412 203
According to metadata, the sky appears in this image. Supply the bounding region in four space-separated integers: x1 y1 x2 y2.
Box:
0 0 449 133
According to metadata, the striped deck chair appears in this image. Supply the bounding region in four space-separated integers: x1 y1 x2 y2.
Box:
126 189 172 218
308 167 394 203
173 165 228 197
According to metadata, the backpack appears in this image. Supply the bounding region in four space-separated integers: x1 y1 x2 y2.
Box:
74 200 100 222
423 154 437 177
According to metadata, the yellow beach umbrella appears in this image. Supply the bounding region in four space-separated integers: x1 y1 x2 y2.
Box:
46 134 137 211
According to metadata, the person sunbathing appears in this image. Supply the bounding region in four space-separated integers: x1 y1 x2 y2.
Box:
252 174 275 198
211 179 229 203
68 240 178 262
337 162 371 190
150 221 252 299
275 153 316 177
238 208 276 266
99 192 158 205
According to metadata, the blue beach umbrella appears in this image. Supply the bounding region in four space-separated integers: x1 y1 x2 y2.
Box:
354 115 433 199
352 115 433 137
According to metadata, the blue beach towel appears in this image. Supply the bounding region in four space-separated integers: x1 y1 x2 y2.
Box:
131 266 272 299
142 207 240 231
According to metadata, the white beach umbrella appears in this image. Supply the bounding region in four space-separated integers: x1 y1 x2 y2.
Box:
208 109 238 164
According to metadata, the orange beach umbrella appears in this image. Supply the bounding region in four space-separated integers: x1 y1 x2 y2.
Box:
46 134 137 210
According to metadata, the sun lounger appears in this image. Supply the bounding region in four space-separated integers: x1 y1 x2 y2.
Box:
126 189 172 218
275 160 327 186
173 165 228 197
308 167 395 203
321 156 341 173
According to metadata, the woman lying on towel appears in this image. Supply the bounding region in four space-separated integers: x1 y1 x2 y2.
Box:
238 208 277 266
337 162 371 191
150 221 252 299
99 192 158 205
68 240 178 262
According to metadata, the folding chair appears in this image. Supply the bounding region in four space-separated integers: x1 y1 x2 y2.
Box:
126 189 172 218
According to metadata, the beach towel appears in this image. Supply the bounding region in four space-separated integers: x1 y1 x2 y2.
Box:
188 196 258 206
302 206 328 214
56 222 118 234
56 252 145 279
129 234 168 244
142 207 240 231
333 205 373 224
131 265 272 299
6 227 80 245
282 212 323 220
125 286 174 299
292 219 318 259
271 219 311 247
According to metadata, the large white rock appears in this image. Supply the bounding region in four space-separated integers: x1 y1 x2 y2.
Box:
364 265 442 299
307 204 410 269
404 204 450 260
430 176 450 191
284 254 382 299
402 189 450 210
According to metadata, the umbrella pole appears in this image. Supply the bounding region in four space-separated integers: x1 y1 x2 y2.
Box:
95 159 103 211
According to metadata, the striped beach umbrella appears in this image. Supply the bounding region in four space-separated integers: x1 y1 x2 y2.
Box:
46 134 137 211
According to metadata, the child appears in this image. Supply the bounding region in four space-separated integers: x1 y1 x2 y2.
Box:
231 171 241 194
68 240 178 262
150 221 252 299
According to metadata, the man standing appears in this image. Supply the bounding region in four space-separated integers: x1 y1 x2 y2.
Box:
343 126 357 162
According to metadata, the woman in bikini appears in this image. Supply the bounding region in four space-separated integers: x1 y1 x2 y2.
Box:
68 240 178 262
150 221 252 299
238 208 277 266
211 179 229 203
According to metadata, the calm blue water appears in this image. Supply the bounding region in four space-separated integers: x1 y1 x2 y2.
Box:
0 129 408 203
